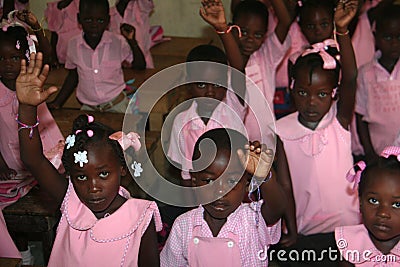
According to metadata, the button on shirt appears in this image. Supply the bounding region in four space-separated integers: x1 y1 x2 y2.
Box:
65 31 133 106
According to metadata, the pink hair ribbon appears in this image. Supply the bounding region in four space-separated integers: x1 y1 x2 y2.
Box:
301 39 338 70
346 161 366 191
109 131 141 151
380 146 400 161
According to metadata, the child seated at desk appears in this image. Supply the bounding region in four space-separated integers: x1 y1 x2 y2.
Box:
49 0 146 113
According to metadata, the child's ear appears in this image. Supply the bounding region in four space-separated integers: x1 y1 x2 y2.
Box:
190 171 197 186
120 165 127 177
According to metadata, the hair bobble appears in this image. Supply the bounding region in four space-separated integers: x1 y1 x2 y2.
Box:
380 146 400 161
301 39 338 70
87 115 94 123
75 129 94 137
346 161 366 191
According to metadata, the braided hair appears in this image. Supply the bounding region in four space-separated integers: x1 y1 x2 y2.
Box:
61 115 126 174
0 24 30 62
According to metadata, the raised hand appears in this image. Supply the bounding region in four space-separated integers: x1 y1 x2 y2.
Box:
120 23 136 40
16 10 40 30
334 0 359 31
200 0 228 32
16 53 58 107
237 141 274 179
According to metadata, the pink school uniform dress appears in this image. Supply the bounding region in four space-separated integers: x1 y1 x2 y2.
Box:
48 180 162 267
45 0 80 64
335 224 400 266
0 209 20 259
65 30 133 107
109 0 154 68
355 51 400 155
160 201 281 267
244 32 291 141
0 82 63 172
275 104 360 235
167 91 247 180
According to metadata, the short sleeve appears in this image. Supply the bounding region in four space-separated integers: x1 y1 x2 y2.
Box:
160 216 188 267
64 38 77 70
260 31 291 70
355 67 368 116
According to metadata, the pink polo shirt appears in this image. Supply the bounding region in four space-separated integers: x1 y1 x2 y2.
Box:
244 32 291 141
335 224 400 266
167 91 247 180
65 30 133 106
109 0 154 68
356 51 400 155
0 82 64 171
45 0 81 64
160 201 281 267
48 180 162 267
276 104 360 235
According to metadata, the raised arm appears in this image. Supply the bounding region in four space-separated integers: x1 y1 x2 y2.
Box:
120 23 146 70
237 141 286 226
16 10 53 65
334 0 358 130
200 0 246 71
17 53 68 204
270 0 292 44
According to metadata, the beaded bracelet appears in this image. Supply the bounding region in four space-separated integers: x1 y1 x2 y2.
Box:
334 30 349 36
216 25 242 38
15 114 39 139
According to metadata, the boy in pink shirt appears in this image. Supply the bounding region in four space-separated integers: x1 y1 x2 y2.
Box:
355 4 400 163
167 45 247 184
201 0 291 141
109 0 154 68
49 0 146 113
162 128 286 266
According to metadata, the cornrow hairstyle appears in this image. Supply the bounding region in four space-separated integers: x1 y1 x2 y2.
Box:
186 44 228 65
79 0 110 14
61 115 126 174
358 155 400 197
0 25 30 61
232 0 269 30
291 46 341 88
375 4 400 33
297 0 335 25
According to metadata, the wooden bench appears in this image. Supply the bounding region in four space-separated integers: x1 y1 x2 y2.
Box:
0 257 22 267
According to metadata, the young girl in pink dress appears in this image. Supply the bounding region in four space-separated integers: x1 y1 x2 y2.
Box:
335 146 400 266
109 0 154 68
45 0 81 65
200 0 292 141
355 3 400 164
16 53 162 267
275 1 360 265
161 128 286 266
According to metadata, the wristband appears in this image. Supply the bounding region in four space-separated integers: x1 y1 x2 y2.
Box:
216 25 242 38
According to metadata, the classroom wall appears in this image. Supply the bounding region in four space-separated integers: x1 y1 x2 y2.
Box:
30 0 232 38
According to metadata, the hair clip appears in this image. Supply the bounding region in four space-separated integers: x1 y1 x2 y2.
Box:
346 161 366 191
297 0 303 7
75 129 94 137
87 115 94 123
380 146 400 161
16 40 20 50
301 39 338 70
65 134 76 149
74 151 88 167
332 87 338 98
131 161 143 177
109 131 141 151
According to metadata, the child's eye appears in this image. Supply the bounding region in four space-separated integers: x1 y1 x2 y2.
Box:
368 198 379 205
241 29 248 37
254 33 264 39
196 83 206 89
99 171 109 178
84 18 93 23
306 24 315 30
76 175 87 181
12 56 20 61
97 19 105 24
228 178 239 186
318 92 328 98
321 22 329 28
203 178 214 184
383 35 392 41
212 83 221 88
392 202 400 209
298 90 307 97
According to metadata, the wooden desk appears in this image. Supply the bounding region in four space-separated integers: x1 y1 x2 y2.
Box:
3 187 60 264
0 258 22 267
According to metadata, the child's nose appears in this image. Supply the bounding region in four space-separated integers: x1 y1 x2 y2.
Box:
376 205 391 218
89 178 101 193
308 95 317 106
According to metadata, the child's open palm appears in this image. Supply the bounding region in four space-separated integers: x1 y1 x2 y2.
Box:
237 142 274 179
334 0 358 30
16 53 58 107
200 0 227 31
